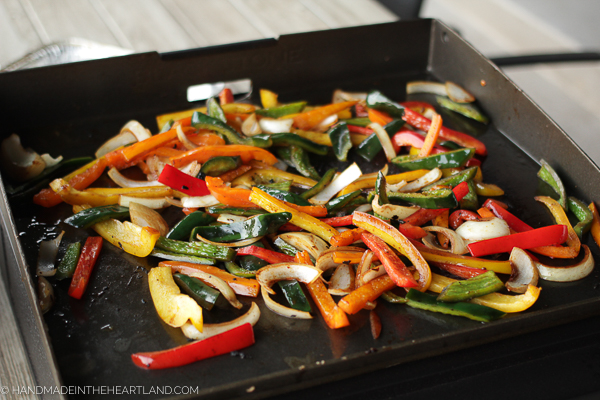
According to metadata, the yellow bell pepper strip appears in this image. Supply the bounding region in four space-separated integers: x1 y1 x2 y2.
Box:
529 196 581 259
338 275 397 315
352 211 431 291
588 202 600 248
232 168 317 189
204 176 254 208
361 232 418 288
292 129 368 147
161 261 259 297
155 104 258 131
249 187 339 243
91 219 160 257
33 157 107 207
293 100 357 130
148 266 203 332
306 278 350 329
170 145 278 169
260 88 280 108
337 170 428 196
429 273 541 313
417 246 512 274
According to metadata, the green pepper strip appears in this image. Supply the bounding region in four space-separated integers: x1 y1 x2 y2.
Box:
343 117 372 127
269 133 329 155
173 273 222 310
392 148 475 171
328 122 352 162
255 186 311 206
568 196 593 239
459 180 479 211
436 271 504 302
356 119 405 162
255 101 306 118
154 236 235 261
191 111 272 148
193 212 292 242
224 260 258 278
366 90 405 119
55 242 82 280
200 156 241 177
278 280 312 312
65 205 130 229
301 168 336 199
272 237 300 256
326 190 362 213
290 146 320 180
207 97 227 123
422 166 478 191
405 289 506 322
375 171 389 205
166 211 216 240
436 96 489 124
205 206 267 216
387 188 458 209
537 159 567 210
150 249 216 265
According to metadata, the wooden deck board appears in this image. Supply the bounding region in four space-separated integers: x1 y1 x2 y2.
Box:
0 0 42 68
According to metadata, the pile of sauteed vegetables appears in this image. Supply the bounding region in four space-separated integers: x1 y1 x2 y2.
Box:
4 82 600 370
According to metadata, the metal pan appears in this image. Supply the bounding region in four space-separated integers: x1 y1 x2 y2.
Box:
1 19 599 400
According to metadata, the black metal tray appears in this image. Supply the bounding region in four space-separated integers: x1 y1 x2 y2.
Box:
1 19 600 400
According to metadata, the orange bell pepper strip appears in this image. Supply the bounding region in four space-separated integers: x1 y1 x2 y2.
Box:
338 275 397 315
170 145 278 169
219 164 252 182
219 88 234 104
418 113 442 158
161 261 259 297
204 176 254 208
361 232 418 288
292 101 357 130
330 228 365 247
589 202 600 249
283 201 328 217
306 278 350 329
332 251 364 264
367 108 393 125
337 170 428 196
352 211 431 291
33 157 107 207
122 129 179 161
529 196 580 259
294 250 312 264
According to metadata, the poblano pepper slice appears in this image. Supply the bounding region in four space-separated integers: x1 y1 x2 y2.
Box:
387 188 458 209
173 273 222 310
328 122 352 162
193 212 292 242
567 196 593 239
301 168 336 199
191 111 272 148
65 205 130 229
154 236 235 261
269 133 329 155
356 119 405 162
437 271 504 302
366 90 405 119
166 211 216 241
392 148 475 171
406 289 506 322
278 280 312 312
200 156 241 177
255 186 311 206
207 97 227 123
255 101 306 118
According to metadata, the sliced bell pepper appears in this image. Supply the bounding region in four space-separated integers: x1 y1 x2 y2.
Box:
352 211 431 291
194 212 291 242
529 196 581 259
417 247 512 274
403 208 448 226
391 129 449 154
219 88 235 105
249 187 339 243
418 113 442 158
337 170 428 197
589 202 600 249
236 245 295 264
537 159 567 210
433 262 488 279
68 236 103 299
158 164 210 197
91 219 160 257
205 176 254 208
449 209 479 230
318 215 355 227
338 275 397 315
392 148 475 171
361 232 418 288
170 144 278 169
330 228 365 247
292 101 357 130
293 250 313 265
306 278 350 329
232 168 317 189
219 164 252 182
567 196 593 239
483 198 533 232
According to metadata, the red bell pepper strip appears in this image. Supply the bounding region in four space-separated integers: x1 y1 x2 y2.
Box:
483 198 533 232
467 224 568 257
319 215 355 227
158 164 210 197
348 125 374 135
452 181 470 202
68 236 103 299
219 88 234 105
392 129 449 154
432 262 488 279
399 101 436 114
278 222 304 232
354 102 369 117
449 209 480 230
402 108 487 156
236 245 295 264
131 323 255 370
361 232 418 288
403 208 447 226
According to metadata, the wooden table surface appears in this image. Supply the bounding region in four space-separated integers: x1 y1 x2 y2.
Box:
1 1 599 399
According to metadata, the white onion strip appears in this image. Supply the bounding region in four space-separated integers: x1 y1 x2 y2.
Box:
368 123 396 162
315 246 365 273
455 218 510 243
310 162 362 205
177 124 198 150
186 271 243 309
181 195 220 208
535 245 594 282
261 286 312 319
406 81 447 96
422 226 469 255
118 196 169 209
181 302 261 340
371 195 419 220
255 263 322 295
108 167 164 188
399 168 442 192
259 118 293 134
328 263 355 296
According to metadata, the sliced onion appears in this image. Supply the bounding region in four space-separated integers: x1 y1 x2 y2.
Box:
259 118 293 133
129 202 169 236
406 81 447 96
217 213 248 224
310 162 362 205
332 89 367 103
355 203 373 213
181 195 220 208
186 270 242 309
273 159 289 171
356 249 374 288
328 263 355 296
368 123 396 162
507 247 539 292
95 120 151 158
1 133 46 182
277 232 329 260
145 155 167 180
422 226 468 255
181 302 261 340
535 245 594 282
455 218 510 243
255 263 322 295
423 108 438 120
314 114 338 132
38 276 54 314
165 196 183 208
242 113 262 136
315 246 364 272
40 153 63 167
196 234 263 248
371 195 419 220
119 196 169 209
446 81 475 103
355 164 389 181
108 167 163 188
387 180 408 192
36 231 64 276
362 264 386 285
261 286 312 319
399 168 442 192
177 124 198 150
180 161 201 178
122 120 152 142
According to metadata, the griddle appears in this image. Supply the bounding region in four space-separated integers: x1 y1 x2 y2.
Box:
1 19 600 400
